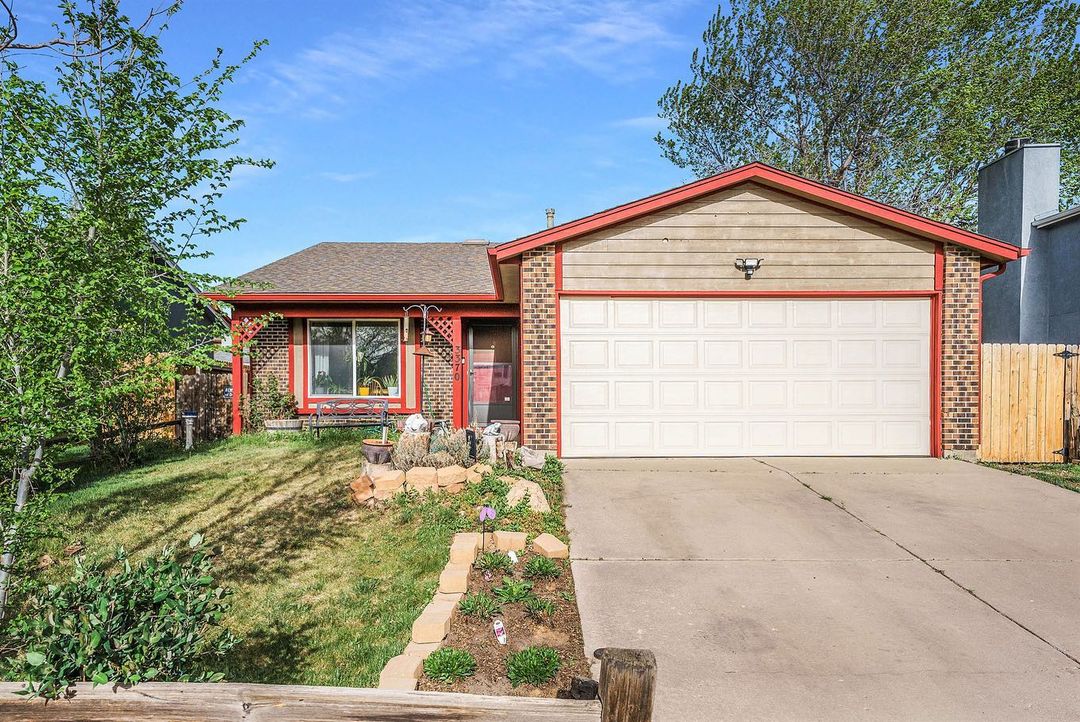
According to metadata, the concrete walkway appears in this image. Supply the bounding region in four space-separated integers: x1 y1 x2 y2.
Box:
565 458 1080 721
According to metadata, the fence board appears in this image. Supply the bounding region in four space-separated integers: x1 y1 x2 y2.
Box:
0 682 602 722
980 343 1080 463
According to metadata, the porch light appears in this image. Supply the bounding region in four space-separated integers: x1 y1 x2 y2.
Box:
735 257 764 279
404 304 442 358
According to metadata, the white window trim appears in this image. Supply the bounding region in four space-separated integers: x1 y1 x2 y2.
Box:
307 318 402 399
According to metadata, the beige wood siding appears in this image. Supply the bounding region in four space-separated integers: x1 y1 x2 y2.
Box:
561 183 936 292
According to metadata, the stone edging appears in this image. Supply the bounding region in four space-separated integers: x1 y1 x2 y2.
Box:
377 530 570 690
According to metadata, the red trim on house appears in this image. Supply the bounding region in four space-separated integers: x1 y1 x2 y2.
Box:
233 305 520 319
931 245 945 457
230 341 242 435
554 244 563 456
491 163 1022 263
205 293 502 303
556 289 944 458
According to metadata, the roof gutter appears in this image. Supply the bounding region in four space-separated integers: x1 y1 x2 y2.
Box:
980 262 1008 283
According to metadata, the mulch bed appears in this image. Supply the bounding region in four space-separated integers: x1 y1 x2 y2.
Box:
417 548 591 697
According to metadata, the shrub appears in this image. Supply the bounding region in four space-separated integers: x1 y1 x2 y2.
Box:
523 595 556 622
443 429 470 466
506 646 561 687
522 556 561 580
4 534 237 699
492 576 533 604
458 592 501 619
420 451 455 468
474 552 512 575
423 647 477 683
243 376 298 431
391 433 429 472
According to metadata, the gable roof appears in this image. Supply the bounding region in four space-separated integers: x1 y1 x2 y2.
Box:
214 241 498 299
492 162 1024 263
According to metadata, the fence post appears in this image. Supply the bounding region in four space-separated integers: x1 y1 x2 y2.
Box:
594 648 656 722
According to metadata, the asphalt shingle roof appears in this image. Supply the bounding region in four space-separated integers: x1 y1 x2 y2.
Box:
230 242 495 296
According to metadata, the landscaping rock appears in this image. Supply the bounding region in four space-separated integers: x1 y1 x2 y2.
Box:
352 487 375 506
438 563 470 594
454 532 481 552
449 540 478 564
437 465 467 487
406 466 438 492
494 530 527 552
361 461 392 479
349 475 372 494
378 654 423 690
532 532 569 559
373 470 405 491
506 478 551 513
465 469 482 484
433 591 464 607
412 604 453 643
403 640 443 660
468 463 493 476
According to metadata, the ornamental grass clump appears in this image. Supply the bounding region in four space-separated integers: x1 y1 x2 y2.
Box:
522 555 561 580
474 551 512 575
506 646 561 687
458 591 501 619
423 647 477 683
4 534 237 699
523 595 556 622
492 576 533 604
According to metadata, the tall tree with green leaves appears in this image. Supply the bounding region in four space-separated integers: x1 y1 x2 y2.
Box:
657 0 1080 226
0 0 269 617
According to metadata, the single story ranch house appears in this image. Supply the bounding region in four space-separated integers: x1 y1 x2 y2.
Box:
207 163 1023 458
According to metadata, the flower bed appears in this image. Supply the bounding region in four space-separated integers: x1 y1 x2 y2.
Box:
417 545 589 697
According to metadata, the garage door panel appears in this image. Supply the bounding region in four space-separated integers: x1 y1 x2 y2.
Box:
560 298 930 457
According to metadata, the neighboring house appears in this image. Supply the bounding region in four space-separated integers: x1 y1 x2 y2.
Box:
980 139 1080 343
206 163 1022 459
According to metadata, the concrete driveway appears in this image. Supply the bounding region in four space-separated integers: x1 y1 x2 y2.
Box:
565 458 1080 721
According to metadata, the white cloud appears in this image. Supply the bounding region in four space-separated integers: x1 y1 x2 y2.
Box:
612 114 668 131
318 171 376 183
252 0 692 116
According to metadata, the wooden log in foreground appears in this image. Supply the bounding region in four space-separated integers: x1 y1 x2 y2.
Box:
0 682 602 722
596 648 657 722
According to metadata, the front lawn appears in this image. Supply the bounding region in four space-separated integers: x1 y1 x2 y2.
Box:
25 433 460 687
984 462 1080 493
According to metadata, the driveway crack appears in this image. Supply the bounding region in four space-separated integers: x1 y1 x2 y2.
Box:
755 458 1080 668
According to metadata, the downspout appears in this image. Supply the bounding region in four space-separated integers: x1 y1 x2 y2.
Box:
980 263 1007 283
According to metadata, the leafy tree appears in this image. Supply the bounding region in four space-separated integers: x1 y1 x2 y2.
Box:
0 0 270 617
657 0 1080 226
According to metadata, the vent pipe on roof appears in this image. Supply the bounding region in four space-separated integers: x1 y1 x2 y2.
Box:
545 208 555 228
1003 137 1034 153
462 238 489 245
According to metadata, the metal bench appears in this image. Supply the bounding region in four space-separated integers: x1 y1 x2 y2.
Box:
311 399 390 440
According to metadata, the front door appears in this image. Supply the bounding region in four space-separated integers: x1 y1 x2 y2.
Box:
468 323 518 426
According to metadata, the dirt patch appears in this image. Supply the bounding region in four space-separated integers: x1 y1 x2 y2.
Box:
417 550 591 697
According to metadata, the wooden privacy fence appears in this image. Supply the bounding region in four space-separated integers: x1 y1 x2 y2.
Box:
980 344 1080 463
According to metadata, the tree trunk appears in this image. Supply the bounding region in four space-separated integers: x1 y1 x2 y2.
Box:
0 440 41 619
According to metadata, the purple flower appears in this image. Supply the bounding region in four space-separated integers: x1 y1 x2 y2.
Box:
479 506 496 522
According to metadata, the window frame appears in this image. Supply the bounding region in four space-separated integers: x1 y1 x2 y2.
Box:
306 318 403 400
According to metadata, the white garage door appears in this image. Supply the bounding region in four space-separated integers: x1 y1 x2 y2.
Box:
559 297 931 457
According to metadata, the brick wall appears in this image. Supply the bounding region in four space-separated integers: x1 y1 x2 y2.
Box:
250 318 290 393
941 244 981 456
422 333 454 422
521 247 557 451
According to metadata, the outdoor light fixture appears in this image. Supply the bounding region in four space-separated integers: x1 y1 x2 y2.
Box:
735 257 764 279
403 303 442 357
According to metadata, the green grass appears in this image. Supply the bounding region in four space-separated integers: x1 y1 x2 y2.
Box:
984 462 1080 493
28 432 460 688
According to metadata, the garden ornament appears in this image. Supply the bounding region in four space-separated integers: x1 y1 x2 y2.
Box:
404 413 428 433
479 505 496 553
493 618 507 645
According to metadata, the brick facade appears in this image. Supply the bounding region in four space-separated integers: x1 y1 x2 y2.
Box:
422 333 454 422
520 247 557 451
941 244 981 456
250 318 290 393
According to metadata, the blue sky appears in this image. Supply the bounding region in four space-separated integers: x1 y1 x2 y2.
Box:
21 1 721 276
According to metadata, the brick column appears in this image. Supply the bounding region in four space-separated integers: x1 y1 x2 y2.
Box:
941 244 981 457
422 333 454 422
521 247 557 451
250 318 290 392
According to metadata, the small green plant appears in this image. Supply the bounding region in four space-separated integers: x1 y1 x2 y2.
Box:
4 534 237 699
523 595 556 621
506 646 561 687
475 551 513 575
559 590 576 603
458 592 501 618
523 555 561 580
423 647 477 683
493 576 533 604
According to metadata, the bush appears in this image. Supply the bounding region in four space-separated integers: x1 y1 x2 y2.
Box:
492 576 533 604
522 556 561 580
474 552 513 575
391 433 429 472
4 534 237 699
419 450 455 469
423 647 477 683
458 591 502 619
523 595 556 622
243 376 297 431
506 646 561 687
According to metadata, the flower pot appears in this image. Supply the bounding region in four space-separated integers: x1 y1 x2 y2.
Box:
357 387 370 396
387 386 399 397
264 418 303 433
362 439 394 465
492 419 520 443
